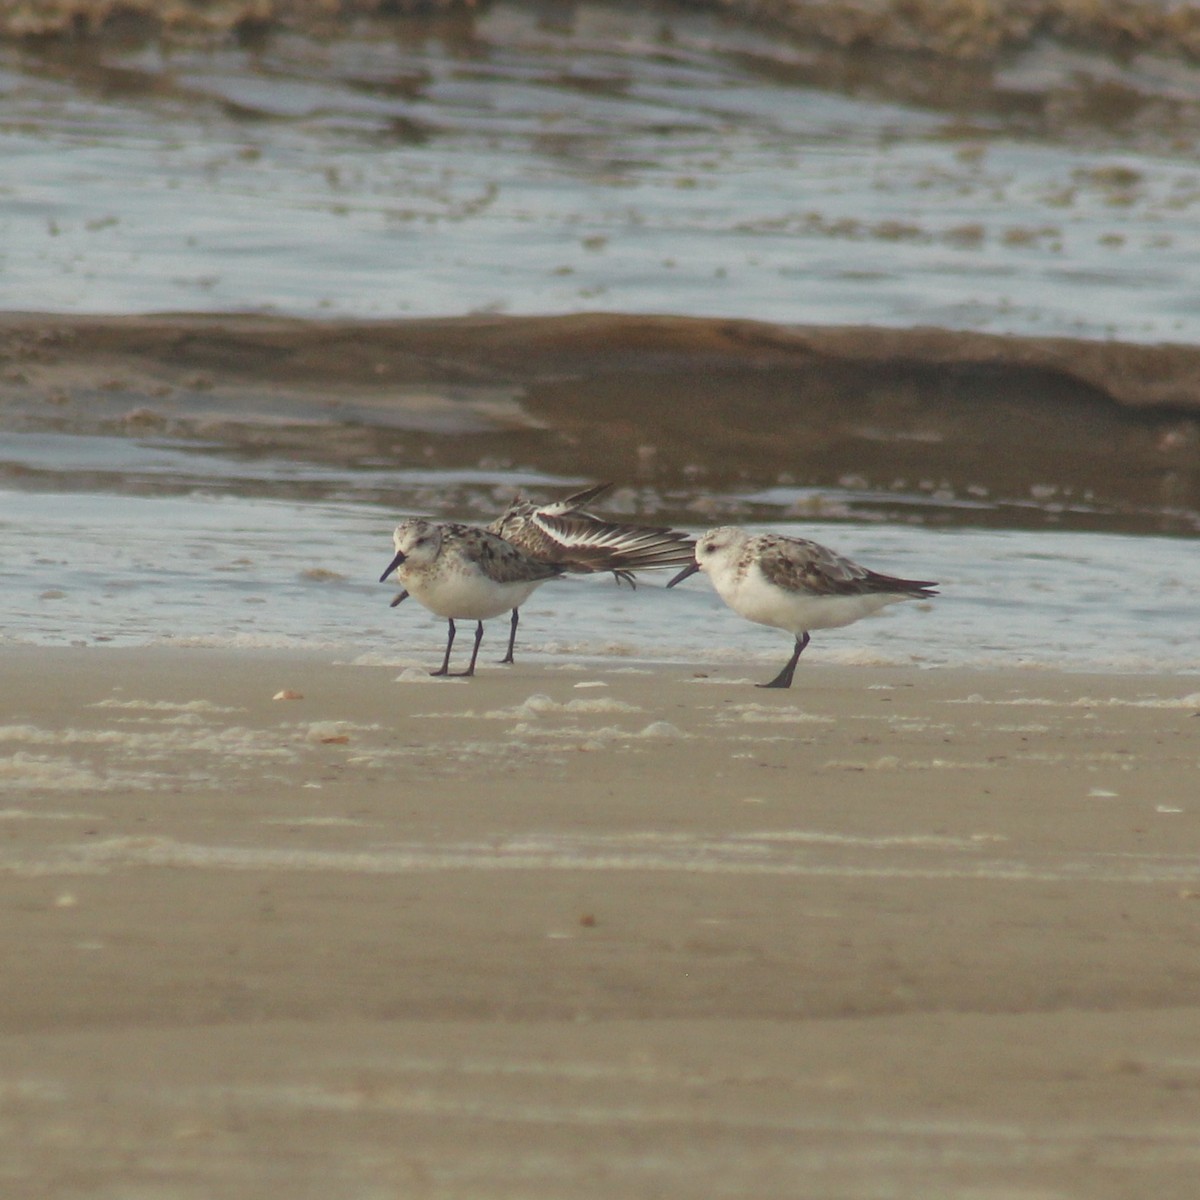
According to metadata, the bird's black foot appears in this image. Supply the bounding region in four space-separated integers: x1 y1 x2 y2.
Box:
499 609 518 666
756 634 809 689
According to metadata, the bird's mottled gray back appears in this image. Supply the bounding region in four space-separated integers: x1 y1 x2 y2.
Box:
753 534 872 596
754 534 937 598
440 522 565 585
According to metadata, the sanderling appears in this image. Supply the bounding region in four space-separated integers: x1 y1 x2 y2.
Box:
391 483 694 663
380 519 565 677
667 526 938 688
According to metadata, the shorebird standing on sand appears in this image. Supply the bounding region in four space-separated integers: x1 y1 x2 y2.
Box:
667 526 938 688
379 518 565 677
389 483 694 664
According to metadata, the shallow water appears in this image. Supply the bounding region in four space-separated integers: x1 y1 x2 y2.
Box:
5 3 1200 340
3 2 1199 669
5 476 1198 673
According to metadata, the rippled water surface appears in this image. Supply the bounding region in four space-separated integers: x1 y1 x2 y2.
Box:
5 452 1198 672
5 3 1200 340
4 2 1199 668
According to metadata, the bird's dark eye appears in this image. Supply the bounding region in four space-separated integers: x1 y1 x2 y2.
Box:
415 536 428 546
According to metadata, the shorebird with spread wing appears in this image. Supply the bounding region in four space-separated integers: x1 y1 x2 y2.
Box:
387 483 694 665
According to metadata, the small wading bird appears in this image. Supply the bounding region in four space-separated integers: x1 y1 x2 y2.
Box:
389 483 694 665
379 519 565 677
667 526 938 689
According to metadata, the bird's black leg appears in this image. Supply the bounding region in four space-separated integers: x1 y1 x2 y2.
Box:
458 620 485 677
500 607 519 664
431 618 456 676
758 632 810 689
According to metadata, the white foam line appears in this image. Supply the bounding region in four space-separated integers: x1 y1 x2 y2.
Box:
0 724 298 759
3 835 1198 886
0 807 100 821
0 753 168 792
823 756 996 771
259 816 370 828
414 695 643 720
89 699 243 714
950 694 1200 709
16 1075 1200 1160
728 711 835 725
732 831 1005 848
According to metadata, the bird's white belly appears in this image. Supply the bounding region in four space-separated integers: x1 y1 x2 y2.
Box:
720 573 900 635
402 568 542 620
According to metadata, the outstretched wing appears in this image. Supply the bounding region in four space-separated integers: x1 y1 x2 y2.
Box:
532 512 696 575
486 483 693 578
489 482 616 540
537 481 616 517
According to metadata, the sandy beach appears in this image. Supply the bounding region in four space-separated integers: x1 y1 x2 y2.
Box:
3 645 1199 1197
6 1 1200 1193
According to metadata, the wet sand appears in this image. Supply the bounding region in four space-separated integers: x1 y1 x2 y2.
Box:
5 311 1200 533
5 0 1199 63
3 645 1199 1196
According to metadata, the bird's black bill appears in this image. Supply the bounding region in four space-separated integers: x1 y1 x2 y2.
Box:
379 550 406 583
666 561 700 588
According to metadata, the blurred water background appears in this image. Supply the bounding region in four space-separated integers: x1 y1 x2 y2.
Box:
2 0 1199 669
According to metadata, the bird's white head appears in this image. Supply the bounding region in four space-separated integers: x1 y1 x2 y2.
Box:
666 525 748 588
379 518 443 582
693 526 748 574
